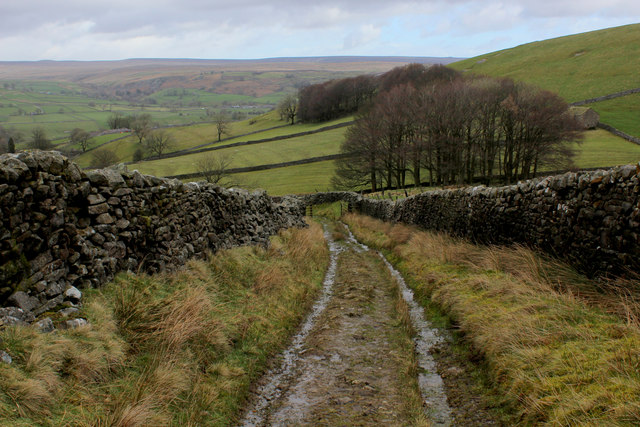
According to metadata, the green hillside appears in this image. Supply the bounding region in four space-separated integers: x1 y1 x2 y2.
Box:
450 24 640 138
451 24 640 102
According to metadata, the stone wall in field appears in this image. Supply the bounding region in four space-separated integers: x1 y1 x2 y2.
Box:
0 151 305 327
302 164 640 277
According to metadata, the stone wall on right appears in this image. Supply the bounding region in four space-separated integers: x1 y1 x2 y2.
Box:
305 164 640 277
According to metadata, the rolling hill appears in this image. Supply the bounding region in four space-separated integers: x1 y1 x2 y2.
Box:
450 23 640 137
3 28 640 195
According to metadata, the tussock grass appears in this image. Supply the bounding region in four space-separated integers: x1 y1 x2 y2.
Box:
0 222 328 426
344 213 640 425
390 279 432 427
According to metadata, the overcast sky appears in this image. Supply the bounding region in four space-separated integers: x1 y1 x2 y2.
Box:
1 1 638 61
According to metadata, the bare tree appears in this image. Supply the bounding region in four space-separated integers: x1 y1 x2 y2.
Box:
90 149 119 168
130 113 153 144
333 112 385 192
144 130 174 156
195 153 233 184
28 127 52 150
335 74 582 190
277 94 298 125
213 113 230 142
70 128 91 152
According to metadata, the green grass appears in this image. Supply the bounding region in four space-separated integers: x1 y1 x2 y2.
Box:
450 23 640 137
228 159 338 195
73 111 352 168
71 113 284 167
589 93 640 137
198 114 353 149
571 129 640 168
0 223 329 426
0 83 270 142
451 23 640 102
149 88 282 107
131 127 344 177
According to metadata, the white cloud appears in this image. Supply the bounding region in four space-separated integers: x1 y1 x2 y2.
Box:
344 24 382 50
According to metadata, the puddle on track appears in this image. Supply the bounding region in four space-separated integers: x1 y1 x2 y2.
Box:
345 224 453 426
240 225 342 426
239 222 452 426
379 254 453 426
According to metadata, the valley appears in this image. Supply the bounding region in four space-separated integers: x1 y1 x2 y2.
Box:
1 22 640 426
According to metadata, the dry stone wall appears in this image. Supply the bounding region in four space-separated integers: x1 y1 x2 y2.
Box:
0 151 305 326
302 164 640 277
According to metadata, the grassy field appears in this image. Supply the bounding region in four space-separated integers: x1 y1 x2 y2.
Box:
571 129 640 168
450 23 640 137
75 120 640 196
72 112 352 167
229 160 338 195
0 222 329 426
0 58 402 143
130 127 345 177
344 213 640 425
0 82 217 143
450 24 640 102
589 93 640 137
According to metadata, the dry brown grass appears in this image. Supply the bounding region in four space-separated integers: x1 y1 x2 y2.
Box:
0 222 329 425
344 213 640 425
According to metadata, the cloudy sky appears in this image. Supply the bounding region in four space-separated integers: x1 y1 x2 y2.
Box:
1 0 638 61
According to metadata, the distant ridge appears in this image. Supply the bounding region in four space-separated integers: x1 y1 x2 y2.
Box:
245 56 463 64
0 56 463 81
1 56 462 66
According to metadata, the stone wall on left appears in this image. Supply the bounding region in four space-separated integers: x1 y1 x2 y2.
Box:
0 151 306 326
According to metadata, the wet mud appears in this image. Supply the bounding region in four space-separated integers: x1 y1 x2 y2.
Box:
240 222 496 426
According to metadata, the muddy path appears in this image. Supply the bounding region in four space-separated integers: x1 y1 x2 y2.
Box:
240 222 495 426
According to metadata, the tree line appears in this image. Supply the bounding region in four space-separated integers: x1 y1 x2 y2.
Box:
297 75 378 123
329 64 582 191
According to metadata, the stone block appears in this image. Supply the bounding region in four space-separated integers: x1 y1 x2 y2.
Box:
87 194 106 205
96 213 115 224
88 202 109 215
8 291 39 312
34 317 55 333
64 286 82 303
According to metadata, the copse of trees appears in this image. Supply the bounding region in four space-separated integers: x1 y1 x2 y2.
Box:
378 63 461 92
296 64 460 124
297 75 377 122
107 112 132 129
334 70 583 192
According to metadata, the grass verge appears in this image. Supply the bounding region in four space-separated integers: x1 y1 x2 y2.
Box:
0 221 328 426
343 213 640 425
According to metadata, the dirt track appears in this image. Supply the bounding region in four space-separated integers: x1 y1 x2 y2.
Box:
241 222 499 426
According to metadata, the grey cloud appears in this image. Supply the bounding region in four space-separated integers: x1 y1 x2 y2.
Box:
3 0 632 38
0 0 638 60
